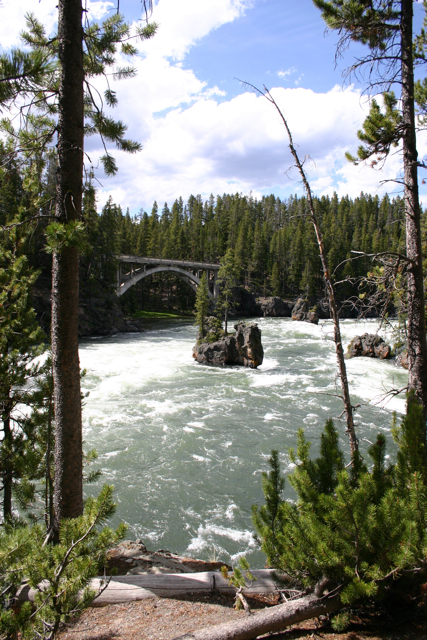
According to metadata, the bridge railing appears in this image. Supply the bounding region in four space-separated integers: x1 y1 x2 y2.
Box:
117 255 219 270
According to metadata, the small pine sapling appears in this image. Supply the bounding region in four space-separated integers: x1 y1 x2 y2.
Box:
221 557 256 613
217 248 239 335
204 315 223 343
0 485 126 640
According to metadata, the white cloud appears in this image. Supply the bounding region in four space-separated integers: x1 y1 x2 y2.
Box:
0 0 57 48
277 67 296 80
1 0 420 213
95 81 427 212
86 0 114 21
94 85 391 211
140 0 251 61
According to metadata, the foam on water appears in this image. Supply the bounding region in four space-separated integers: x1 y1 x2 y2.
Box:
80 317 408 566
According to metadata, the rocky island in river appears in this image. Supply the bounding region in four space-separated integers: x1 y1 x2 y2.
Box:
192 322 264 368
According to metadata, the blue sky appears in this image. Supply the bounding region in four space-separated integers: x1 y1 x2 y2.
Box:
1 0 427 213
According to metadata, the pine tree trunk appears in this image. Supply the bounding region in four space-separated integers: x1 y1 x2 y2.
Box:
308 199 358 456
46 391 55 530
52 0 84 532
401 0 427 443
2 405 12 521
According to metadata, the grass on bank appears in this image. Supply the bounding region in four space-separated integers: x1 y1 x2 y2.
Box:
132 310 193 319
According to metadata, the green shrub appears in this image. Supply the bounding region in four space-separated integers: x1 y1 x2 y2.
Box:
252 408 427 611
0 485 126 640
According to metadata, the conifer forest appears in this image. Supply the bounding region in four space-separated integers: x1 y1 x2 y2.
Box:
82 188 409 312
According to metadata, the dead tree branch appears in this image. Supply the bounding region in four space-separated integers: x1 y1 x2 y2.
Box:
237 79 358 456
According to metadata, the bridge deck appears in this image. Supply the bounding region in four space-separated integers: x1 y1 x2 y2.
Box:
117 255 220 270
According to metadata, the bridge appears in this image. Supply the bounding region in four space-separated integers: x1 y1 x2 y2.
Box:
115 255 220 300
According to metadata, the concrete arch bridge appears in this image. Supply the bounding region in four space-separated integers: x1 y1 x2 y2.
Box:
115 255 220 300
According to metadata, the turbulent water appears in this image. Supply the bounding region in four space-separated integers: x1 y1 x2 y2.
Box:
79 317 408 567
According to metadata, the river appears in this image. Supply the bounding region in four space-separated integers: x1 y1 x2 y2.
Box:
79 317 408 567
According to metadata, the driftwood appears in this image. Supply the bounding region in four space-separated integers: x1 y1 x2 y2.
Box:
17 569 277 606
172 592 342 640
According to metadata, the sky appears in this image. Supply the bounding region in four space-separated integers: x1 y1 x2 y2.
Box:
1 0 427 213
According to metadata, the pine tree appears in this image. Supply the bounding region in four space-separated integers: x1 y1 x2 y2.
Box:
314 0 427 441
271 261 281 297
0 228 47 522
217 248 239 335
252 410 427 625
195 272 209 339
0 486 126 639
17 7 156 530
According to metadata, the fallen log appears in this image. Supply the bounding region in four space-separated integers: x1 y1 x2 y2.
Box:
17 569 278 606
172 592 342 640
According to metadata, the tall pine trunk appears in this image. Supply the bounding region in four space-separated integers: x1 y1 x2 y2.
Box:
401 0 427 443
52 0 84 532
2 405 12 521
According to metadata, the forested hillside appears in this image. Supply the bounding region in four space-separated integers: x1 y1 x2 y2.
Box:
0 130 415 324
81 186 408 313
0 149 410 317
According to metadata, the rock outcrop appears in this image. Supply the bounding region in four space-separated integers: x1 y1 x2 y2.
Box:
395 349 409 369
78 293 146 336
347 333 391 359
192 322 263 368
228 288 260 317
257 297 293 317
33 280 146 337
291 298 319 325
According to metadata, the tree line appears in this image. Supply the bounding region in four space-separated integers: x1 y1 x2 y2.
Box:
80 187 408 305
3 155 409 314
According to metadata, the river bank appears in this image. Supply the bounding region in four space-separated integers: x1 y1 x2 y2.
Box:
33 272 384 338
58 595 427 640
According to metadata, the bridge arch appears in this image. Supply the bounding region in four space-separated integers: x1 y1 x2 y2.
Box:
116 265 213 299
115 256 220 300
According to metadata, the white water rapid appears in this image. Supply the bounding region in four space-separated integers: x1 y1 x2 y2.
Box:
79 317 408 566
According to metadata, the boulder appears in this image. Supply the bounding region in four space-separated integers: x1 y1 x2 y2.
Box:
291 298 319 325
192 322 263 368
347 333 391 359
257 297 293 317
396 349 409 369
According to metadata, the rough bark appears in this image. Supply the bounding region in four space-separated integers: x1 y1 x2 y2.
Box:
172 593 341 640
2 407 12 521
401 0 427 438
52 0 84 532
